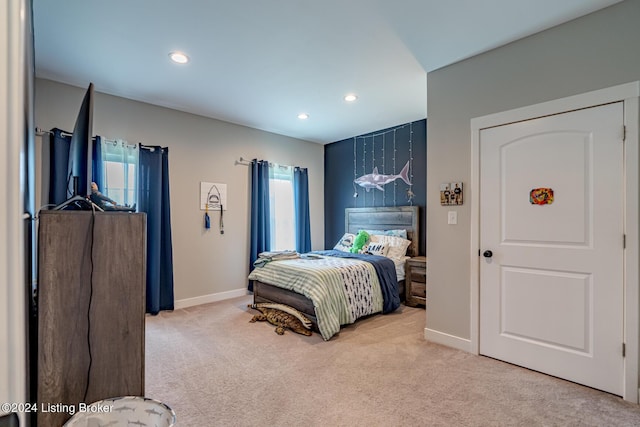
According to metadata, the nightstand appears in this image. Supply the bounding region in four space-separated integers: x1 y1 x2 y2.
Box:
405 256 426 307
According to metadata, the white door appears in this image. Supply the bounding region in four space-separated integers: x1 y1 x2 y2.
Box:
479 102 624 395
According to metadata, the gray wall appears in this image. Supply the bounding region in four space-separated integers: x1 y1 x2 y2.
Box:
426 0 640 340
35 79 325 304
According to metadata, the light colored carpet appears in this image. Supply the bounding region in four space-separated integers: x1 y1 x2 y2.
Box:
145 296 640 426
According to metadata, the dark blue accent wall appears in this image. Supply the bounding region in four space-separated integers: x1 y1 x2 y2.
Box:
324 119 426 255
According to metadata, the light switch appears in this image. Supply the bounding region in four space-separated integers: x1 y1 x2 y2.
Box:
447 211 457 225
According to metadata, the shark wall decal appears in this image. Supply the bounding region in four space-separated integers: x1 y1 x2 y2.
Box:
354 160 411 192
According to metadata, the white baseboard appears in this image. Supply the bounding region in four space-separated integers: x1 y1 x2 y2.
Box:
174 288 250 310
425 328 473 353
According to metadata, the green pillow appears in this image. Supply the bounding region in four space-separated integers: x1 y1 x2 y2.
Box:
350 230 370 253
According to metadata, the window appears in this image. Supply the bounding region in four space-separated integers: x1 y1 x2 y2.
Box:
269 164 295 251
104 161 136 205
101 139 138 206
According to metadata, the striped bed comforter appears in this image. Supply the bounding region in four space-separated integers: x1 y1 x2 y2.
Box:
248 250 400 340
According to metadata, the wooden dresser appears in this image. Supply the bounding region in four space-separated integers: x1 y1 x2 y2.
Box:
405 256 426 307
36 210 146 426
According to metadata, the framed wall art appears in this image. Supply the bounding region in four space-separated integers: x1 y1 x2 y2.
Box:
440 182 463 206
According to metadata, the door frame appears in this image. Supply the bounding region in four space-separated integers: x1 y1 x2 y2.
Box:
1 0 29 423
470 82 640 403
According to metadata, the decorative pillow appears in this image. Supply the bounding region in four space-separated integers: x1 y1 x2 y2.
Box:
360 229 408 240
350 230 370 254
370 234 411 260
333 233 355 252
364 242 389 257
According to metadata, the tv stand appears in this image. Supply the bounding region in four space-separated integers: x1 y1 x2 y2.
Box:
36 210 146 426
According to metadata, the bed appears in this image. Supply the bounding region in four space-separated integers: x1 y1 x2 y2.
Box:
249 206 420 340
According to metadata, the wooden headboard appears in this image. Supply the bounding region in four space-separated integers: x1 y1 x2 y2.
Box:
345 206 420 257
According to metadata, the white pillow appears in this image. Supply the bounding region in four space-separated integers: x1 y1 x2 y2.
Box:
370 234 411 260
364 242 389 257
333 233 355 252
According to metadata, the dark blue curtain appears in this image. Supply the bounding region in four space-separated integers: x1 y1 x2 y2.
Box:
139 145 174 314
48 129 103 205
48 128 71 205
92 136 104 191
294 166 311 253
249 159 271 291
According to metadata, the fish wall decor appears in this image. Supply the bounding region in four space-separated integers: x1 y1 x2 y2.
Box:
354 160 411 192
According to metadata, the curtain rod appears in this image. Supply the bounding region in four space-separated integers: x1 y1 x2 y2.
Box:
35 127 135 147
236 157 306 171
35 127 72 137
236 157 252 166
104 139 137 149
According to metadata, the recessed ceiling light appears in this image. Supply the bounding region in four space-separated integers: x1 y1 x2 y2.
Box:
297 113 309 120
344 94 358 102
169 51 189 64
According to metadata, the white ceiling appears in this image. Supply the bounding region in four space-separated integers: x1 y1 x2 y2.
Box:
32 0 622 144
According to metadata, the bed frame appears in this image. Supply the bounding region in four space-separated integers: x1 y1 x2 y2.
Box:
252 206 420 330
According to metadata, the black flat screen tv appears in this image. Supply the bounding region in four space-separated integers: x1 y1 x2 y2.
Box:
66 82 94 198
